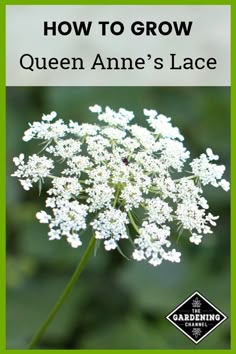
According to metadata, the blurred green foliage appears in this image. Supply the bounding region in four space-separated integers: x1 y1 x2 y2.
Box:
6 87 230 349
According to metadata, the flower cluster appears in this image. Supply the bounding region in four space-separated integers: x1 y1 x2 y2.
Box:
12 106 229 266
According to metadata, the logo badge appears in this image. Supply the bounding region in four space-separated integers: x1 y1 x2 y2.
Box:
166 291 227 344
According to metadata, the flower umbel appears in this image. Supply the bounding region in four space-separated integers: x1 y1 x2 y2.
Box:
12 106 229 267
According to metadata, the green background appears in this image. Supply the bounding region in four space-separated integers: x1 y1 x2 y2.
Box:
6 86 230 349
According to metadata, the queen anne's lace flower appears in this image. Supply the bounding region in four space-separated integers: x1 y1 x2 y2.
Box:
91 208 129 250
190 152 226 187
145 198 173 224
133 222 181 266
12 154 54 190
12 106 229 267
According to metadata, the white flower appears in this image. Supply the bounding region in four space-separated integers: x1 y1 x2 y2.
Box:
205 213 219 226
190 233 203 245
102 127 126 141
13 153 24 166
22 117 68 142
67 233 82 248
46 139 81 159
176 178 210 209
163 249 181 263
22 130 34 142
176 201 219 236
133 249 145 261
63 155 92 176
86 184 115 212
97 106 134 128
190 151 225 187
87 166 110 184
89 104 102 113
135 152 162 174
132 222 177 266
147 112 184 141
159 138 190 171
219 179 230 191
86 135 110 163
47 177 82 199
104 238 117 251
120 184 143 211
36 211 51 223
143 108 157 119
19 179 32 191
12 154 54 190
206 148 219 161
152 176 177 200
12 105 229 267
130 125 157 152
48 229 61 240
91 208 129 251
123 137 140 152
42 111 57 122
146 197 172 224
69 121 100 137
47 200 88 244
176 178 202 202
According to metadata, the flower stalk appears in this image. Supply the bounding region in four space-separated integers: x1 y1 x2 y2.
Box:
28 235 96 349
128 210 140 234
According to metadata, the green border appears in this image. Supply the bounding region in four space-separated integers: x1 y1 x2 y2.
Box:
2 0 233 5
0 0 6 351
1 0 233 4
1 0 233 353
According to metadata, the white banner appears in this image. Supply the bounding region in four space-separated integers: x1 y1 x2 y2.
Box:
6 5 230 86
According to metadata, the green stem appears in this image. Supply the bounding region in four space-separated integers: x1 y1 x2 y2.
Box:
113 188 120 207
28 235 96 349
128 211 140 234
148 187 159 194
174 175 195 182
